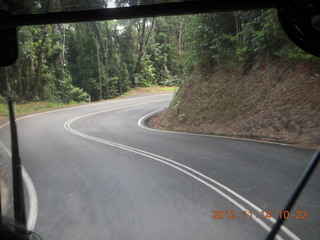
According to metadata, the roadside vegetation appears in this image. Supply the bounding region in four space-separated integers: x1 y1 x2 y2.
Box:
0 99 78 117
0 86 177 117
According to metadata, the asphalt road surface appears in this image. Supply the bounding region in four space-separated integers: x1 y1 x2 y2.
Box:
0 93 319 240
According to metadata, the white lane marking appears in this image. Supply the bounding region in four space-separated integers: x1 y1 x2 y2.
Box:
0 93 173 130
138 110 300 239
0 93 171 231
0 177 10 215
64 101 299 240
63 99 172 128
138 109 290 147
0 141 38 230
65 123 283 240
22 167 38 230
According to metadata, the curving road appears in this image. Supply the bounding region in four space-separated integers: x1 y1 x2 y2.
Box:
0 93 319 240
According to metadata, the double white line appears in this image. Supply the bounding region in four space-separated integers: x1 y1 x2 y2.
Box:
0 94 171 231
64 99 300 240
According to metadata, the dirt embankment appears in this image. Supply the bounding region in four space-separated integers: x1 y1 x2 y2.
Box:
148 60 320 149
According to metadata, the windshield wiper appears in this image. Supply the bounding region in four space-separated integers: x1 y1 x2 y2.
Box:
8 97 27 230
266 149 320 239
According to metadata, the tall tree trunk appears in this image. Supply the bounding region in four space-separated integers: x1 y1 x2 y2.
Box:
61 24 66 81
33 51 43 99
17 59 23 98
178 21 183 59
32 26 47 100
234 12 242 42
96 38 102 101
89 22 104 100
134 18 146 75
145 18 155 48
133 18 155 78
27 58 34 99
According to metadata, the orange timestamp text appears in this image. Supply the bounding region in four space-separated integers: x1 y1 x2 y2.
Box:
211 210 308 220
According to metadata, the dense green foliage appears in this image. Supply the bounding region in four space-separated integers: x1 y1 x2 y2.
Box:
0 16 184 102
0 2 317 104
183 10 316 73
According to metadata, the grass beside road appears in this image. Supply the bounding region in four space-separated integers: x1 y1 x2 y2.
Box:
0 86 178 118
0 101 80 117
120 86 178 97
159 86 179 92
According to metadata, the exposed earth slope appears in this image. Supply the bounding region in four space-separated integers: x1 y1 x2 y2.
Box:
149 60 320 149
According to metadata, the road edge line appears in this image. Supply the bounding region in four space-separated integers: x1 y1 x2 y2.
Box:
0 140 38 231
138 109 293 147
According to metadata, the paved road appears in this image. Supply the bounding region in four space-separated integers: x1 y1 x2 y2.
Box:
0 93 319 240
